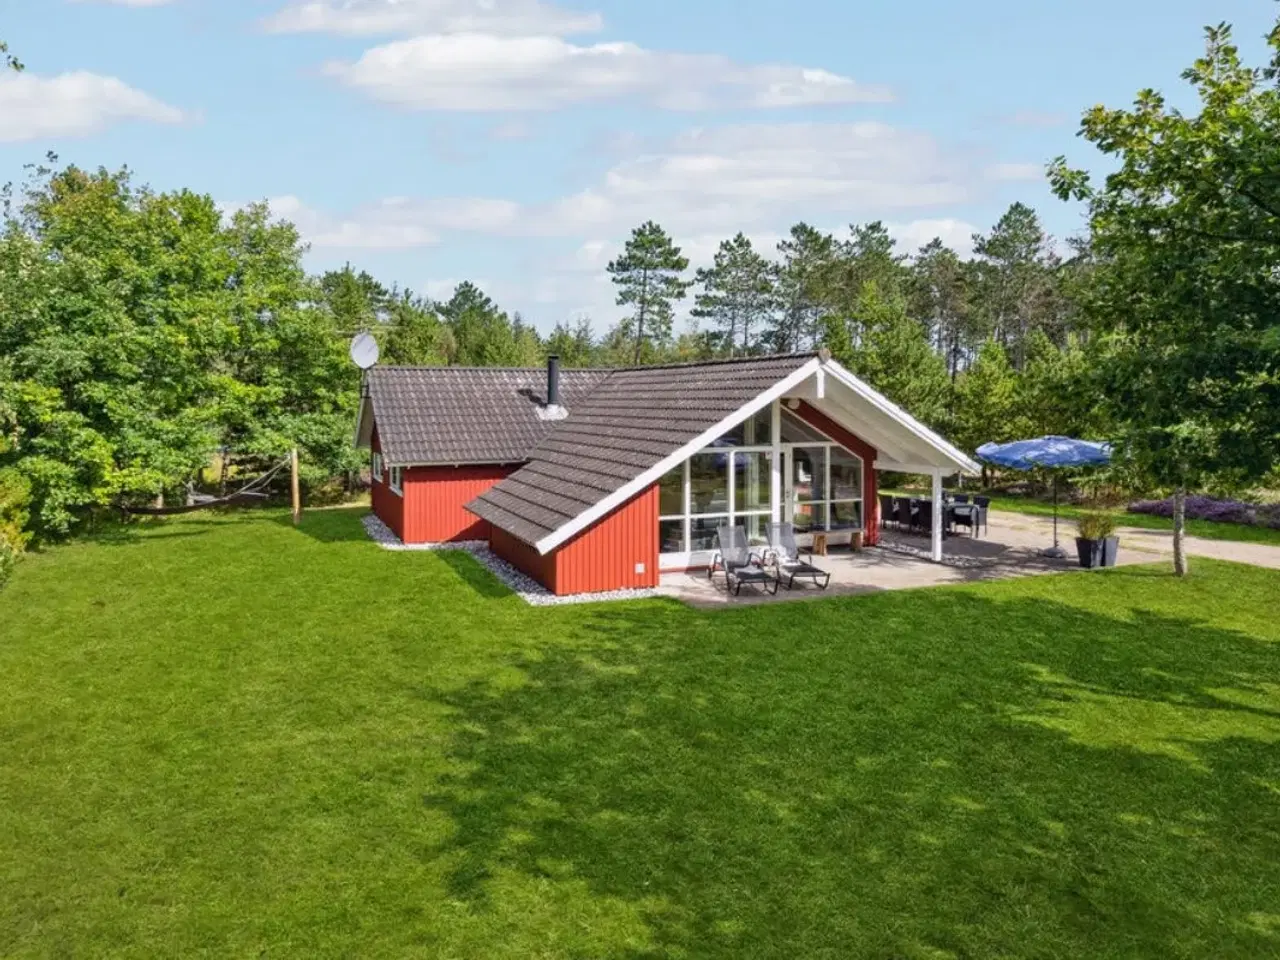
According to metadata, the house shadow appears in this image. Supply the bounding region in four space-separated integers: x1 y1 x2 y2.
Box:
417 588 1280 957
434 550 514 600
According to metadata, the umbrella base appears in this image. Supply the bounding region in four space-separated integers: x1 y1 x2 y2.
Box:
1040 545 1069 560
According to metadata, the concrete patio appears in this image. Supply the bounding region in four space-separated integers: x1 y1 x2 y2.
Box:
658 509 1171 607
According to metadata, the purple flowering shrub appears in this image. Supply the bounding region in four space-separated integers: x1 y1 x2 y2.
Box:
1128 495 1274 527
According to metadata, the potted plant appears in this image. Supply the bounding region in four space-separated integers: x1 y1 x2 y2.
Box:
1075 511 1120 569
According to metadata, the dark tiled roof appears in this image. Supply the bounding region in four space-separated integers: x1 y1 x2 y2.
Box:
367 366 608 465
468 354 817 547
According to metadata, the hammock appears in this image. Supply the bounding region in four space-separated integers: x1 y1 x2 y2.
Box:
120 456 292 517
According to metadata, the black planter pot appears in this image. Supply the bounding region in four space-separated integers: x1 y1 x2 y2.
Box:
1076 536 1120 569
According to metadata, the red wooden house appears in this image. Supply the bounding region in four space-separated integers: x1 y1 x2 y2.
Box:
356 352 978 597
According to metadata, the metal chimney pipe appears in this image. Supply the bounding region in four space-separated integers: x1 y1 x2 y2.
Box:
547 355 561 408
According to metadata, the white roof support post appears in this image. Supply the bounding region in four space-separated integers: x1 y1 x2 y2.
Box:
770 399 782 524
931 469 944 563
815 367 826 400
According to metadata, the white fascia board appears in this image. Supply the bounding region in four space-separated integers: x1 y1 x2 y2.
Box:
874 461 964 476
353 395 373 450
534 357 823 554
822 360 981 475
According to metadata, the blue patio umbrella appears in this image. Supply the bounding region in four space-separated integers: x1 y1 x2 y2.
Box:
976 436 1112 558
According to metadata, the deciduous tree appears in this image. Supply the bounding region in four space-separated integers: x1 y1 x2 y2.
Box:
1049 17 1280 574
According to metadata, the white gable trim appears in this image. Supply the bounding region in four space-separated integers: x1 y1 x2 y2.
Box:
353 391 373 450
821 359 981 475
533 357 823 554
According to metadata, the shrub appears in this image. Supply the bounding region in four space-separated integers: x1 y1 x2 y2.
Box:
1129 495 1258 526
0 468 32 589
1077 511 1118 541
0 531 17 588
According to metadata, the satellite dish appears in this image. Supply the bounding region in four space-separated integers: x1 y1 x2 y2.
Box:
349 332 380 370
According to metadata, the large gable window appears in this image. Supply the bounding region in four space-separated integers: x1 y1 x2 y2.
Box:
658 403 866 558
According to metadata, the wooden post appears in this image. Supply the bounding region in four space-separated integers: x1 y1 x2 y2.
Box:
290 448 302 526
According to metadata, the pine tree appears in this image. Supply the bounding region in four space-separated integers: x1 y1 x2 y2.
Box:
767 223 834 352
691 233 776 356
607 222 692 364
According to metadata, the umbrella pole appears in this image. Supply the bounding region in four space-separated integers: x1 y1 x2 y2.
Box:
1042 472 1068 560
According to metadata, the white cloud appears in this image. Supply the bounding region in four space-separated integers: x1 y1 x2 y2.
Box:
223 194 522 250
887 218 979 258
1002 110 1069 128
0 71 185 143
324 34 891 112
538 122 977 236
262 0 602 37
251 122 996 252
987 161 1045 182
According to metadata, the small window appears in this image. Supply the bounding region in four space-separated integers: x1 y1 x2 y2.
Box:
371 452 383 483
390 466 404 496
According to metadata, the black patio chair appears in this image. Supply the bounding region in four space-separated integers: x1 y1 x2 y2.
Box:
953 493 971 504
950 504 976 537
896 497 915 533
916 500 934 538
767 522 831 591
879 494 896 531
973 496 991 537
710 523 777 596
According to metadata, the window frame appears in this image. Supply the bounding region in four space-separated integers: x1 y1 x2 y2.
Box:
389 465 404 496
371 452 383 484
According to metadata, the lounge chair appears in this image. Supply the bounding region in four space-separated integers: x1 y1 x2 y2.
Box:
710 524 777 596
767 522 832 591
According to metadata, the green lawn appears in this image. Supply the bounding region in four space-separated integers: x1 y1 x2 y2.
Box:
3 509 1280 958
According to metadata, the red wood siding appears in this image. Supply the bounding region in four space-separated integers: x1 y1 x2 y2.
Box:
553 485 660 595
491 527 558 592
793 401 881 546
369 428 405 541
489 485 660 596
402 465 514 544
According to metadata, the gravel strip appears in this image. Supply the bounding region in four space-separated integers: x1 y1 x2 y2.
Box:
361 514 660 606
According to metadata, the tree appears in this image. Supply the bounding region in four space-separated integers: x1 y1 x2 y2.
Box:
826 282 950 429
970 203 1064 368
607 222 691 364
2 39 21 72
691 233 776 356
381 290 452 366
0 166 357 535
767 223 834 352
910 238 973 378
817 222 909 339
951 340 1021 456
439 282 531 367
1049 17 1280 575
1017 330 1105 439
545 317 597 368
319 264 388 334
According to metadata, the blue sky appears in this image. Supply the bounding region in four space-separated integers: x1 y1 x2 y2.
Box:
3 0 1274 331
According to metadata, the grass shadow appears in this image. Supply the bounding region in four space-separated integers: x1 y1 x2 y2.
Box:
421 588 1280 958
